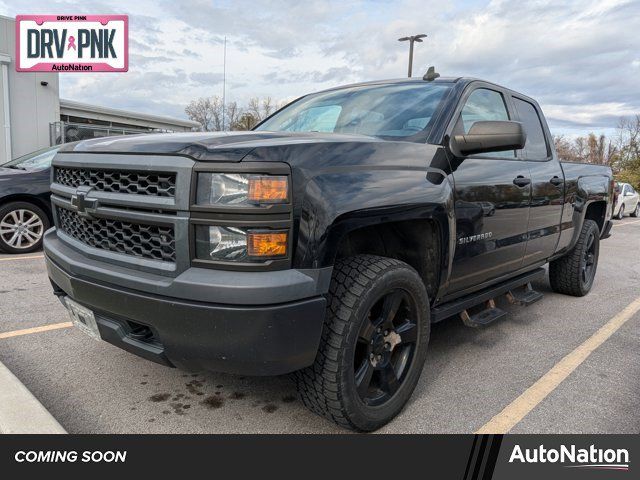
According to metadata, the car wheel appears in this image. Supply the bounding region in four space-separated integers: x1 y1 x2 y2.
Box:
616 204 624 219
631 203 639 218
549 219 600 297
0 202 50 254
294 254 430 431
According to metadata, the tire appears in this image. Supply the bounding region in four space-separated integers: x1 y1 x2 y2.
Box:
0 201 50 254
616 204 624 219
549 219 600 297
631 203 639 218
294 255 430 432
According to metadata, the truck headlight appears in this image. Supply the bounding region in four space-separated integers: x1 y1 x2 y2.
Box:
196 173 289 207
195 226 288 261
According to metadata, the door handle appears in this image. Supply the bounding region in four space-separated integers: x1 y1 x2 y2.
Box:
513 176 531 187
550 176 564 186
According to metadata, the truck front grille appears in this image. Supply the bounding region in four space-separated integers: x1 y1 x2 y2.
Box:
57 207 176 262
54 167 176 198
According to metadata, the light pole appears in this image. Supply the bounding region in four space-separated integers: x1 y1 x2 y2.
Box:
398 34 427 77
222 36 227 131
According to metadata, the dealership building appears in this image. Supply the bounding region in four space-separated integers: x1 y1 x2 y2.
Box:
0 15 198 162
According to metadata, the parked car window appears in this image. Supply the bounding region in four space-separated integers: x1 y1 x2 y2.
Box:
256 82 452 141
459 88 514 158
513 98 549 160
2 146 60 171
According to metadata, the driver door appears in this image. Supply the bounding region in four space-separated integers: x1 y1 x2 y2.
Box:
446 86 531 295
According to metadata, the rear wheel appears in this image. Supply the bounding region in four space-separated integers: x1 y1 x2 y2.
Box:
294 255 430 431
549 219 600 297
0 202 49 254
631 203 639 218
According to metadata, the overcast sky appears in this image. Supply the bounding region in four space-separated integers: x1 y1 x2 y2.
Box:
2 0 639 137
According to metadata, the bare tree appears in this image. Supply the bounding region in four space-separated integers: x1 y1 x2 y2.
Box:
553 135 577 162
615 115 640 171
185 96 226 131
247 96 277 123
225 101 241 131
185 97 215 132
232 112 259 130
261 97 275 119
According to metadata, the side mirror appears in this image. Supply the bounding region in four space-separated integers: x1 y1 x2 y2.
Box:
450 120 526 157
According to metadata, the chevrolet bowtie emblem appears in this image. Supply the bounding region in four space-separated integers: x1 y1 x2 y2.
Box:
70 186 98 217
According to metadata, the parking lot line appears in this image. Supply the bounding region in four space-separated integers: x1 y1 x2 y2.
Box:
0 322 73 340
613 219 640 227
476 294 640 434
0 254 44 262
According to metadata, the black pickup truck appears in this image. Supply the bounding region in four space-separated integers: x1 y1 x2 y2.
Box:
43 76 613 431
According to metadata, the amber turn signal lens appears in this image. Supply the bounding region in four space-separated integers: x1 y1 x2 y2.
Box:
248 176 288 203
247 231 288 257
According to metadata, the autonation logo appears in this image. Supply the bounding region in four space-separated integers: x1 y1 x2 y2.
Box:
509 444 630 471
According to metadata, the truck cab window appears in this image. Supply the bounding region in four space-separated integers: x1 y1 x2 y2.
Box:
513 98 549 160
461 89 509 132
458 88 514 158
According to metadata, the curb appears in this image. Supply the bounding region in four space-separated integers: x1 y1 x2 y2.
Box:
0 360 66 434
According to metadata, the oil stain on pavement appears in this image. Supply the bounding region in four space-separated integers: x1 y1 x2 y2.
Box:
142 372 298 417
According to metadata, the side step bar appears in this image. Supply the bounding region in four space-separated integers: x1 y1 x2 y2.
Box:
431 268 545 323
506 282 544 306
460 299 507 328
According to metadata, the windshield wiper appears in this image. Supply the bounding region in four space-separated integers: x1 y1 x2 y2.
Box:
4 165 27 170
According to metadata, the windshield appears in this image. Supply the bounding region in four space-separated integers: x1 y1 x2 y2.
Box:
255 82 452 141
2 146 60 171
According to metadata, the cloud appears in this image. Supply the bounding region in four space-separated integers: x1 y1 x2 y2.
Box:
1 0 638 135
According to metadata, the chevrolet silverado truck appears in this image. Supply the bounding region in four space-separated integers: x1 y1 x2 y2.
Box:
43 76 614 431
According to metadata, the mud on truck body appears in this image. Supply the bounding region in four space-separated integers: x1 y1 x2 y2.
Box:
44 77 613 431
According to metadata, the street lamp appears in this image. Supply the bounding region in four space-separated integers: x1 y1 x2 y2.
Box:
398 34 427 77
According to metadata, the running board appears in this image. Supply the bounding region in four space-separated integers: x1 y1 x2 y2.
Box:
506 282 543 306
460 299 507 328
431 268 545 323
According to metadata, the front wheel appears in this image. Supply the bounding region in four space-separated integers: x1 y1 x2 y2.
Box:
549 219 600 297
0 202 50 254
294 255 430 432
616 204 625 219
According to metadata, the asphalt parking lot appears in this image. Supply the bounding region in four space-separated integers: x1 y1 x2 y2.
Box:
0 218 639 434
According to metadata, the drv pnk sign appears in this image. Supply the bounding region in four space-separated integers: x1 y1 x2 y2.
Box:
16 15 128 72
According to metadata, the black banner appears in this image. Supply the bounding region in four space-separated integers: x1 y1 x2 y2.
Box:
0 434 636 478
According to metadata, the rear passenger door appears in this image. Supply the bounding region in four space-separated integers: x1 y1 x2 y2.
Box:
512 96 565 266
446 85 531 295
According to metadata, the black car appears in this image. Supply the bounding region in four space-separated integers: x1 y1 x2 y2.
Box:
0 146 60 253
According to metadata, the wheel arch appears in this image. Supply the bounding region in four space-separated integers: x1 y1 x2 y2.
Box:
322 208 450 303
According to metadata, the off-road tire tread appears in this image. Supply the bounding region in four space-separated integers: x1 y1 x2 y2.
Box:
549 219 599 297
293 255 420 431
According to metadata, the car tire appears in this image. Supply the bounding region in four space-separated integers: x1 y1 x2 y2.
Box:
549 219 600 297
293 254 430 432
616 204 624 219
0 201 50 254
631 203 639 218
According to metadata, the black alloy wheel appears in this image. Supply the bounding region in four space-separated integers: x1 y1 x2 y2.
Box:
354 288 419 406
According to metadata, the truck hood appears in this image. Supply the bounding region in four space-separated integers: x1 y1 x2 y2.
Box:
58 131 384 162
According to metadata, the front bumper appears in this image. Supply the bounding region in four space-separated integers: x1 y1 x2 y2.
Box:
44 229 329 375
